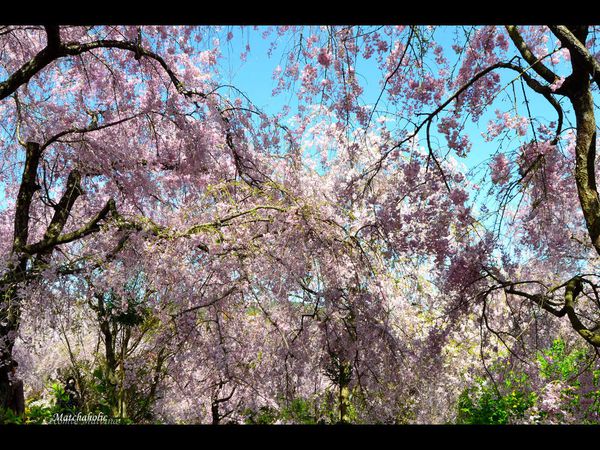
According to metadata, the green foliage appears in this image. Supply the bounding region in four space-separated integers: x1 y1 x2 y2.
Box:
243 406 279 424
535 339 600 423
50 382 75 413
85 364 119 416
242 390 367 425
537 339 587 381
280 397 319 424
23 403 53 424
456 365 537 425
456 378 536 424
456 339 600 424
1 380 81 424
0 406 24 424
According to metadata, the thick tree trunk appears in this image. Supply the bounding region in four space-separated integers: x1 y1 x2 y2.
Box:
211 401 220 425
561 26 600 256
571 88 600 256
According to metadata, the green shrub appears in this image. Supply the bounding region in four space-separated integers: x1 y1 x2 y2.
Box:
456 371 536 424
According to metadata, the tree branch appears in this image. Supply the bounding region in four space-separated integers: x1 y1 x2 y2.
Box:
25 198 116 255
505 25 559 84
0 28 63 101
562 276 600 346
548 25 600 89
12 142 42 252
42 170 83 242
40 114 143 152
174 286 239 317
0 31 207 101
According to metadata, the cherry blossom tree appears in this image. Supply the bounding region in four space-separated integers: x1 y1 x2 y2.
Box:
263 24 600 350
0 24 283 412
2 24 600 424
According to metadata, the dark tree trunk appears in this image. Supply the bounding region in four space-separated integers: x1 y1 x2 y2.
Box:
211 405 220 424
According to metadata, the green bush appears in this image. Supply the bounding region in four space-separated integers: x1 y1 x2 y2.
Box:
456 379 536 424
457 339 600 424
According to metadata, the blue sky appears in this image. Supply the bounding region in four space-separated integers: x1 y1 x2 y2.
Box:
207 25 578 245
213 26 570 168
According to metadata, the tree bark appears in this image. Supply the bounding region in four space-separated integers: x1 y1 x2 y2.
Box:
565 26 600 256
